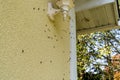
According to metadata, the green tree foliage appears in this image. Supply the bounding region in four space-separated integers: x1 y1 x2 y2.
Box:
77 29 120 80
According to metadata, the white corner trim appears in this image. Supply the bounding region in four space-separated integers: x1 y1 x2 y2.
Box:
69 8 77 80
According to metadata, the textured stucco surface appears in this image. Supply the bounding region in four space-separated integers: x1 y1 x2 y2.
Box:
0 0 70 80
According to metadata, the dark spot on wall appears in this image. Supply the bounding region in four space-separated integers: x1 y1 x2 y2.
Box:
22 50 24 53
50 60 52 63
54 35 56 37
40 61 42 64
63 73 65 76
38 8 40 10
63 78 64 80
61 37 63 39
56 39 58 41
33 8 35 10
48 36 50 39
44 30 46 32
45 24 47 27
69 16 71 20
63 51 65 53
43 9 45 11
53 46 55 48
67 58 71 63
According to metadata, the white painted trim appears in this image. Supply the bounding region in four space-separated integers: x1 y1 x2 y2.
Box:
75 0 115 12
69 8 77 80
77 25 119 35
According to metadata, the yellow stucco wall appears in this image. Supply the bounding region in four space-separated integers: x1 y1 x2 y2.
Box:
0 0 70 80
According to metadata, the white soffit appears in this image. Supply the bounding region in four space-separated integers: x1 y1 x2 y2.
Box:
75 0 115 12
76 2 119 34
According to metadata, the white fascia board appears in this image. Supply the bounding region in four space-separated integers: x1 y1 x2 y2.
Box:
75 0 115 12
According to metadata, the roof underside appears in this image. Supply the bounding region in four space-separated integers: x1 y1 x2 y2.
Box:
75 0 120 34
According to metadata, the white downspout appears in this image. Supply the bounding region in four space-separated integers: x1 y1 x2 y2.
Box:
69 8 77 80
